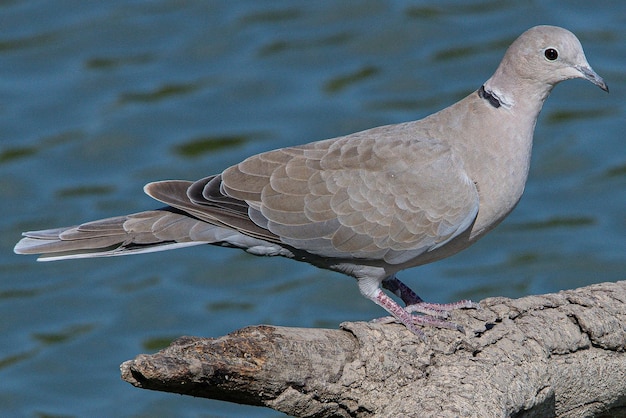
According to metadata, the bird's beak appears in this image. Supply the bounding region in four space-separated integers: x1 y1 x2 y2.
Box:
577 65 609 92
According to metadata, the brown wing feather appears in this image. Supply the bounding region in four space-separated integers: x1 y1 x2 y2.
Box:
220 123 479 264
144 179 279 243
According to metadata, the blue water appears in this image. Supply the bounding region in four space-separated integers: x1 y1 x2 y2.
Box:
1 1 624 417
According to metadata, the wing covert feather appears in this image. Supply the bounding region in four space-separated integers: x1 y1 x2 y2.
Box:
222 126 479 264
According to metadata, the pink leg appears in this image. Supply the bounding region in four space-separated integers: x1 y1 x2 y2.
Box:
358 277 465 340
370 288 427 339
369 289 465 339
382 276 479 317
382 276 424 305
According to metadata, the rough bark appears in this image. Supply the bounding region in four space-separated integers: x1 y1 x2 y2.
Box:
121 281 626 417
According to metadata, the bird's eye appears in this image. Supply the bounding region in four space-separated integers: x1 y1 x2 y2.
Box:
544 48 558 61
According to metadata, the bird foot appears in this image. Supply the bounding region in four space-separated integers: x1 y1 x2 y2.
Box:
372 314 465 333
405 299 480 318
369 278 480 339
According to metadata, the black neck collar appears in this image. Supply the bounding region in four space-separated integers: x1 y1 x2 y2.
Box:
478 85 501 108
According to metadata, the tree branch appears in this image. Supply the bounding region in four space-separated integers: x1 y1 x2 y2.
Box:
121 281 626 417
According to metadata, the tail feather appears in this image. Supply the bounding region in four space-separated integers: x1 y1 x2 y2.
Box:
15 179 295 262
14 209 210 261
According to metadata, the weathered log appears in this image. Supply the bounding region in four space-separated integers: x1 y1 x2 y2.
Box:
121 281 626 417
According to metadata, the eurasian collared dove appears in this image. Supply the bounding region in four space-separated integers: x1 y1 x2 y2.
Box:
14 26 608 338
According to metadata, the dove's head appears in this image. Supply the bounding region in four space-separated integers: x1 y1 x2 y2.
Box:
484 25 608 108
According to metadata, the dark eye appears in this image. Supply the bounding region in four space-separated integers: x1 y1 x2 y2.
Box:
544 48 558 61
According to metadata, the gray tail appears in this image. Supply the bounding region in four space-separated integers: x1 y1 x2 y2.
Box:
14 209 213 261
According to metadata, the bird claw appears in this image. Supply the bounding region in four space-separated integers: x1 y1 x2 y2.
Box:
404 304 451 319
372 314 465 334
372 277 479 338
405 299 480 317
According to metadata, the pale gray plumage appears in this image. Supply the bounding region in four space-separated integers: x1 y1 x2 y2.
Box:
14 26 608 338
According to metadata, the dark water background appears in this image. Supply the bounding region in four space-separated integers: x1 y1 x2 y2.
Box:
0 1 624 416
